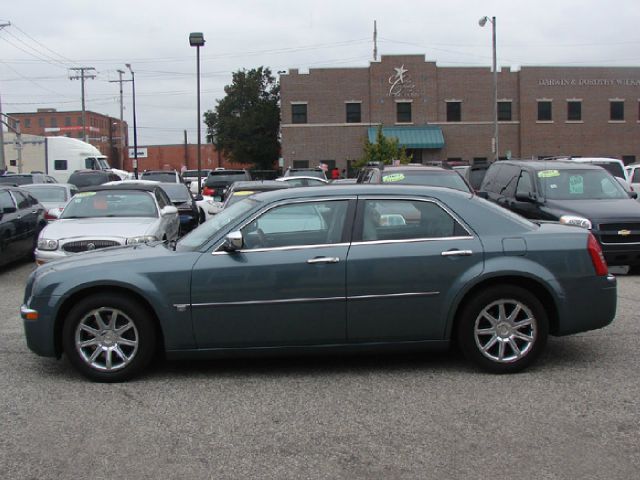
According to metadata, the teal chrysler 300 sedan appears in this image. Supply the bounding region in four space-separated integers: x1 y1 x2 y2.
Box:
21 185 617 382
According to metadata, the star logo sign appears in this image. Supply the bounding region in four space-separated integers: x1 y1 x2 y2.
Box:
394 65 408 83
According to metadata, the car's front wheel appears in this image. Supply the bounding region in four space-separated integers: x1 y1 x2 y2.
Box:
457 285 548 373
62 294 157 382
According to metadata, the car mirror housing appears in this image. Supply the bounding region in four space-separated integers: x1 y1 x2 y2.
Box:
629 191 638 200
160 205 178 216
515 192 538 203
223 231 243 252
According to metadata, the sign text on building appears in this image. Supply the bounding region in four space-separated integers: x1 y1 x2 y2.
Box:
538 79 640 86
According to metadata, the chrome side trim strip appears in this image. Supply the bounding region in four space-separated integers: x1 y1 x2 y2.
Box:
190 296 345 308
349 291 440 300
189 291 439 308
212 242 350 255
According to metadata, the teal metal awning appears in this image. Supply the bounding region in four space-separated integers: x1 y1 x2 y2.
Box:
367 126 445 149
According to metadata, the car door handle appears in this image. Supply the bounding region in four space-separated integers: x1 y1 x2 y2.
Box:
441 249 473 257
307 257 340 264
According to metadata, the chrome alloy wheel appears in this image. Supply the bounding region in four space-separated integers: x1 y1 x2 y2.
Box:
74 307 139 371
473 299 537 363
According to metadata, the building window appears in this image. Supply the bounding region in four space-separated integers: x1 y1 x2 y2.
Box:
537 101 552 121
396 102 412 123
345 103 361 123
50 117 57 127
446 101 461 122
293 160 309 168
622 155 636 165
24 118 31 128
38 118 45 128
567 101 582 121
291 104 307 124
610 101 624 121
77 116 83 126
65 116 71 127
497 101 512 121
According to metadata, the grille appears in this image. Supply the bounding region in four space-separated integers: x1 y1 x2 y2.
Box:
598 223 640 245
62 240 121 253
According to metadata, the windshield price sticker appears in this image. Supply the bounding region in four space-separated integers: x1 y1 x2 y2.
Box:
234 191 255 196
74 192 96 198
538 170 560 178
569 175 584 194
382 173 406 183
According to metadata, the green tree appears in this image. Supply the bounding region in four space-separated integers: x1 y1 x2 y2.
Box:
204 67 280 170
355 125 411 168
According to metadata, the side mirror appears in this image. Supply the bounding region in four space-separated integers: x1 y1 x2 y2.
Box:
515 192 538 203
160 205 178 216
223 231 243 252
630 191 639 199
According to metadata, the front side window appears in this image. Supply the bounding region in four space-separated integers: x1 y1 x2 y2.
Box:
538 101 552 121
498 101 512 121
12 191 31 209
0 190 16 210
610 101 624 121
516 172 534 196
360 199 463 242
446 102 461 122
396 102 412 123
346 103 361 123
567 101 582 121
241 200 348 249
291 104 307 124
54 160 68 171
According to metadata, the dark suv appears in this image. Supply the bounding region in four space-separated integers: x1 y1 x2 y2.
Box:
202 170 251 200
480 159 640 269
356 163 472 193
68 170 122 190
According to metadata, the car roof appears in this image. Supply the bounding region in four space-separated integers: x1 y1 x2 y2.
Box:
247 183 474 204
83 184 160 193
20 183 75 189
495 160 605 171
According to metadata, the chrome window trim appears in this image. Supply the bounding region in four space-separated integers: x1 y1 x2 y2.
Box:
182 291 440 309
212 242 351 255
351 235 474 247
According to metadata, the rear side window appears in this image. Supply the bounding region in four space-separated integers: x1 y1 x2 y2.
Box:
593 162 624 180
480 164 502 193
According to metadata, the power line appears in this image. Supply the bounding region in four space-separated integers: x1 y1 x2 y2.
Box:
11 22 80 67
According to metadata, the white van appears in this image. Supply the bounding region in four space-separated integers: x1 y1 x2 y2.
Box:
562 157 629 183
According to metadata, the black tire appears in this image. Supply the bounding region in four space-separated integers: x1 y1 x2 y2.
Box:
62 293 157 382
457 285 548 374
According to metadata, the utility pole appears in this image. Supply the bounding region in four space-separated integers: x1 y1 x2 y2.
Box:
109 70 126 169
0 21 12 171
373 20 378 61
69 67 96 143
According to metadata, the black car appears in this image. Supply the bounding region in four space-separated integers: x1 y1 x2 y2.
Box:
356 163 473 193
0 186 46 267
158 183 200 235
202 169 252 200
68 170 122 190
480 159 640 269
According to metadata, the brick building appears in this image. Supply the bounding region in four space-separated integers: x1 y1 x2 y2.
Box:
7 109 128 169
280 54 640 173
125 143 241 172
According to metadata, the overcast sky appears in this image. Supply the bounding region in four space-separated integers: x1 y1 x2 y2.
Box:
2 0 639 145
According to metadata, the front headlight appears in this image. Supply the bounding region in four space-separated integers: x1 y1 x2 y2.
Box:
126 235 159 245
560 215 592 229
37 238 59 251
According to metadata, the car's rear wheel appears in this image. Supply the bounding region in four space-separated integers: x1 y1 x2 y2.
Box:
62 294 156 382
457 285 548 373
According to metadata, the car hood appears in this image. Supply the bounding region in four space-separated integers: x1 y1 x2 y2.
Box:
544 198 640 220
42 217 158 239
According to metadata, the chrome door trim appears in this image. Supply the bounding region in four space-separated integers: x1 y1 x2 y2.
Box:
212 242 351 255
348 291 440 301
351 236 473 247
188 296 345 308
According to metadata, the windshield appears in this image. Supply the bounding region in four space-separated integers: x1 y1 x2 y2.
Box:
183 170 210 177
22 186 68 202
0 175 33 185
382 171 471 192
177 198 258 250
160 184 191 202
537 169 628 200
205 172 248 185
61 190 158 219
97 158 111 169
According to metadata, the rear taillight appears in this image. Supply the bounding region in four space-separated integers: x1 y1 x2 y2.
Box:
587 233 608 276
202 186 214 196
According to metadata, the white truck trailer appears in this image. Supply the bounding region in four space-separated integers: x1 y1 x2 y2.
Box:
2 133 112 182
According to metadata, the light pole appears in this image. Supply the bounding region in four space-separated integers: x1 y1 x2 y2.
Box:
479 15 498 163
125 63 139 178
189 32 205 195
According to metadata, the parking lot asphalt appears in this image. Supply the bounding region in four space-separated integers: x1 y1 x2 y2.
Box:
1 260 639 479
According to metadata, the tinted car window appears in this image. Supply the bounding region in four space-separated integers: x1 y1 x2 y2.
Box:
592 162 625 179
141 172 179 182
516 172 534 195
69 172 109 188
361 199 461 241
494 164 521 197
536 169 628 200
242 200 348 249
480 163 501 193
0 190 15 209
12 190 31 209
205 172 250 186
22 186 68 202
0 175 33 185
160 184 191 202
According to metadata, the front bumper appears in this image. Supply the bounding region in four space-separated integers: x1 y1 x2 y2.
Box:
34 248 69 265
21 300 59 358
